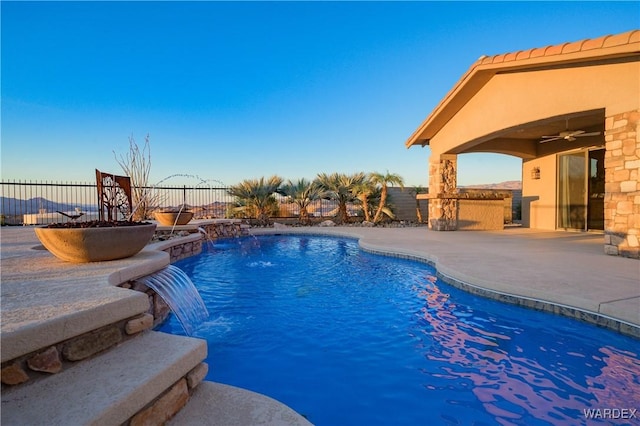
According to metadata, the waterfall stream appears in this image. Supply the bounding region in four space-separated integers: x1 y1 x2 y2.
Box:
139 265 209 336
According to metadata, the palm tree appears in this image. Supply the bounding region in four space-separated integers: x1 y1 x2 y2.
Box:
370 171 405 223
352 179 376 222
280 179 325 225
413 185 427 223
228 175 283 226
316 172 366 224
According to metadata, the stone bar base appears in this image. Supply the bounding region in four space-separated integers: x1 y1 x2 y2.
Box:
420 193 506 231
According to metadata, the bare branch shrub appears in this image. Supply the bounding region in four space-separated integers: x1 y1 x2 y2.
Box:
114 134 158 221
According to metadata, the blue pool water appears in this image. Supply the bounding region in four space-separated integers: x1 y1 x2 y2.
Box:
157 235 640 425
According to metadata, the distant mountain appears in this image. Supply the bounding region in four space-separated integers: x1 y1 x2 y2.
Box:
461 181 522 190
1 197 98 216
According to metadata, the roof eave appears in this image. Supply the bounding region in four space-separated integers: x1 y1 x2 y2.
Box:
405 30 640 149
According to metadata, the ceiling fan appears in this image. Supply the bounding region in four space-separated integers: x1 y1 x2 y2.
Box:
540 129 601 143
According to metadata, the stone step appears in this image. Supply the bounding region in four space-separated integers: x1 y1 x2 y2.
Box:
1 331 206 426
167 381 313 426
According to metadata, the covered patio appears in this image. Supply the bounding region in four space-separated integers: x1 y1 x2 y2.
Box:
406 30 639 258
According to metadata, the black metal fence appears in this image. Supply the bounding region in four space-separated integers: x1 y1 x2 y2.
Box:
0 180 336 225
0 180 234 225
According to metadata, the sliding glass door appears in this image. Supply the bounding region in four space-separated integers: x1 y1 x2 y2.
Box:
557 149 604 231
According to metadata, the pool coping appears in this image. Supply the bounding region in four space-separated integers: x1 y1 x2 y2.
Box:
249 227 640 339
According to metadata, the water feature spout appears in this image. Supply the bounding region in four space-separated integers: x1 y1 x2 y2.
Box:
127 172 227 223
197 226 216 248
138 265 209 336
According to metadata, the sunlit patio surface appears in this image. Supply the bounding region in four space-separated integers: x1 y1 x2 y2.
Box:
1 225 638 424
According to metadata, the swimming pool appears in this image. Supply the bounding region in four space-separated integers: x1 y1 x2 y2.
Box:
157 235 640 425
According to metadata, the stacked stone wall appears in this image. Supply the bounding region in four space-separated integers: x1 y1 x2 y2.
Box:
604 110 640 258
1 313 155 388
166 239 202 263
129 363 208 426
154 220 249 262
198 221 249 239
428 155 458 230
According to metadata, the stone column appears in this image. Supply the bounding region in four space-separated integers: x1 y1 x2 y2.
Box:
604 110 640 258
428 154 458 230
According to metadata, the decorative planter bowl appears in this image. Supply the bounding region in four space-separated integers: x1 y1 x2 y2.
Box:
154 211 194 226
34 223 157 263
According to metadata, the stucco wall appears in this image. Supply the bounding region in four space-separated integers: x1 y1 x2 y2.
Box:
428 61 639 158
522 155 558 229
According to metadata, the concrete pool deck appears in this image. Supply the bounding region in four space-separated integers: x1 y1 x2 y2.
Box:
1 225 638 424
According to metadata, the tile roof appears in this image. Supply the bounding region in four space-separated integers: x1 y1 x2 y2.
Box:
475 29 639 67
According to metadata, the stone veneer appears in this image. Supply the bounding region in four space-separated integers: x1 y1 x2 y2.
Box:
426 155 510 231
428 155 458 230
604 110 640 258
129 363 209 426
1 314 155 387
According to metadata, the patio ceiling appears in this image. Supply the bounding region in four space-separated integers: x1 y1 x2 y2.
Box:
449 110 606 159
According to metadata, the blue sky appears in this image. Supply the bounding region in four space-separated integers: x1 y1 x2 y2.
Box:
2 1 638 187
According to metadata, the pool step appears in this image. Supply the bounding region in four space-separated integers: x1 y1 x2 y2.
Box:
168 381 313 426
1 331 206 425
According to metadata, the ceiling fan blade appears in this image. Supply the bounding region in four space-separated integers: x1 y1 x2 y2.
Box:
574 131 601 138
540 136 563 143
540 129 602 143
